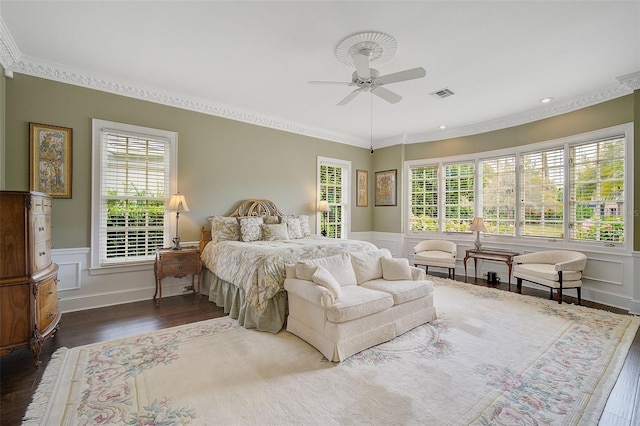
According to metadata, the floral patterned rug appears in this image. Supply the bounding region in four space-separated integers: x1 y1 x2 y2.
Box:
24 277 639 425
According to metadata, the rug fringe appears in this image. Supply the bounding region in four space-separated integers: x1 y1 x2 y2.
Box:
22 347 69 425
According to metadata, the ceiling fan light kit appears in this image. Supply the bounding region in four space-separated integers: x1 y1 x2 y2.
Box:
310 31 427 107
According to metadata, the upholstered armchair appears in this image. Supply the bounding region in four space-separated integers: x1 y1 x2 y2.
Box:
513 250 587 304
413 240 457 279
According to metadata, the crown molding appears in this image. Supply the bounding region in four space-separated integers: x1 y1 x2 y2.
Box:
378 80 634 148
1 22 635 149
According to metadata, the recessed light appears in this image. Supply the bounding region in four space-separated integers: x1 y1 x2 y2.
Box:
439 125 447 130
540 97 553 104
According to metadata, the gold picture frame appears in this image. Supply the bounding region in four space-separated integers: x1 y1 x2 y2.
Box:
356 169 368 207
29 122 73 198
375 169 397 206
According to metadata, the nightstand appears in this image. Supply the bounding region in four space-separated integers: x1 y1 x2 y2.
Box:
154 246 202 306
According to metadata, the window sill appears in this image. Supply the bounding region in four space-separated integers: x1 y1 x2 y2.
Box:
88 261 154 276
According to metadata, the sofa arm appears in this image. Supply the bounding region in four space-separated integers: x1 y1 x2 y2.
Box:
410 266 426 281
555 258 587 272
284 278 334 306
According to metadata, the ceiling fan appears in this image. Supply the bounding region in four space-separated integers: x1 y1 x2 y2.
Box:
309 48 426 106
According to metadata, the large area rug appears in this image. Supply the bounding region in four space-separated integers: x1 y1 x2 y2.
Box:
24 277 639 425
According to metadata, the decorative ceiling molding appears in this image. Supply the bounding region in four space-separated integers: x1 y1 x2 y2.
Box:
378 81 634 147
2 28 635 149
0 16 20 72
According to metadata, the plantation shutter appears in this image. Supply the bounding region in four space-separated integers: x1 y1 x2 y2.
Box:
443 162 475 232
570 136 625 242
480 156 516 236
320 164 345 238
520 148 564 238
99 129 170 265
409 165 439 232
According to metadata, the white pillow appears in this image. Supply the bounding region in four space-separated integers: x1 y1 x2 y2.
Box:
311 266 341 305
349 249 392 284
295 253 357 286
261 223 289 241
381 257 413 281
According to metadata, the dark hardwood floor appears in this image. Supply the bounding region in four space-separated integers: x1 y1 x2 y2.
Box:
1 277 638 425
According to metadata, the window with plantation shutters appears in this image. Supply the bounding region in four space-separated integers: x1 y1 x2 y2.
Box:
409 165 439 231
318 157 350 239
520 148 564 238
570 136 624 242
480 156 516 236
92 120 177 268
444 162 475 232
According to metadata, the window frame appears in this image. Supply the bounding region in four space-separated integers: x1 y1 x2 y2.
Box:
317 156 351 239
404 123 633 251
90 119 178 272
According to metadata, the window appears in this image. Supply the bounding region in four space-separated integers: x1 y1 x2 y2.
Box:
92 120 177 268
410 165 438 231
520 148 564 238
480 156 516 236
405 123 631 247
318 157 350 239
444 162 475 232
570 136 625 242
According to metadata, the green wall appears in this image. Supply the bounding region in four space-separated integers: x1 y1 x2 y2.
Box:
4 74 373 248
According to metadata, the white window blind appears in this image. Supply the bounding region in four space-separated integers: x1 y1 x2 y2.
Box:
409 165 439 232
444 162 475 232
481 156 516 236
520 148 564 238
570 136 625 242
319 161 348 238
98 128 171 265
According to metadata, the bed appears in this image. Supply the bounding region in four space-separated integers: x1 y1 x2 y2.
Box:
199 199 377 333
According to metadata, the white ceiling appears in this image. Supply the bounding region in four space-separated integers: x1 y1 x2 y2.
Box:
1 1 639 148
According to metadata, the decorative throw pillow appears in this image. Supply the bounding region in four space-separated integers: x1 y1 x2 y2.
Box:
349 249 392 284
295 253 357 286
209 216 240 243
261 223 290 241
239 216 264 242
381 257 413 281
296 215 311 237
263 215 280 224
311 265 341 305
282 215 303 239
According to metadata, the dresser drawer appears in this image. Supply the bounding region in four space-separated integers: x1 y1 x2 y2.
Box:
31 240 52 273
30 214 51 244
37 276 58 331
38 299 59 331
160 254 201 276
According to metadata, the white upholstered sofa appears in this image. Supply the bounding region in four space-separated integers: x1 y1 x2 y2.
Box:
284 249 436 362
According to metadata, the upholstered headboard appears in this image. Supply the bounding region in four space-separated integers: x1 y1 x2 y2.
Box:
199 199 285 252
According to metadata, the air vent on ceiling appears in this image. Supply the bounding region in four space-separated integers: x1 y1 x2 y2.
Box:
431 88 455 99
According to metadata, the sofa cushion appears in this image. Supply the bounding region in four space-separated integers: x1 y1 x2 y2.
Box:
295 253 357 286
380 257 412 280
326 286 393 323
349 249 392 284
360 279 433 306
312 266 342 304
413 250 456 268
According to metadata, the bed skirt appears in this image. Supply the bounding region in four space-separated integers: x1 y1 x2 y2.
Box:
201 268 287 334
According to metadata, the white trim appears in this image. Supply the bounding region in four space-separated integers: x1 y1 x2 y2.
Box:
90 119 178 270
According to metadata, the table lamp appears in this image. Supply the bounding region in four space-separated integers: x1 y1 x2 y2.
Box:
167 193 190 250
317 200 330 236
468 217 488 251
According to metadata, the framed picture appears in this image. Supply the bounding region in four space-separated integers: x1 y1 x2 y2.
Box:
375 169 397 206
356 169 368 207
29 122 73 198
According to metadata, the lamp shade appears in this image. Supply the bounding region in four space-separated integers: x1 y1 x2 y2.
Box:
317 200 330 212
167 193 190 212
468 217 488 232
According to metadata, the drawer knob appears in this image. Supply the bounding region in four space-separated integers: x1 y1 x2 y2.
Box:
39 251 46 256
47 311 54 318
39 226 45 231
178 265 183 270
47 290 53 296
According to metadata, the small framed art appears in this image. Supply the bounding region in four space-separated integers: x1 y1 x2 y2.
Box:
356 169 368 207
29 122 73 198
375 169 397 206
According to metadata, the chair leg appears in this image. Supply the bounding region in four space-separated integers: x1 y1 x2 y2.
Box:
516 278 522 294
577 287 581 305
557 271 563 304
549 288 554 300
451 268 455 281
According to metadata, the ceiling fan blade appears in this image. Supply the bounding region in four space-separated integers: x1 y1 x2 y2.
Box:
376 67 426 85
337 88 362 106
352 53 371 80
372 86 402 104
308 80 353 86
